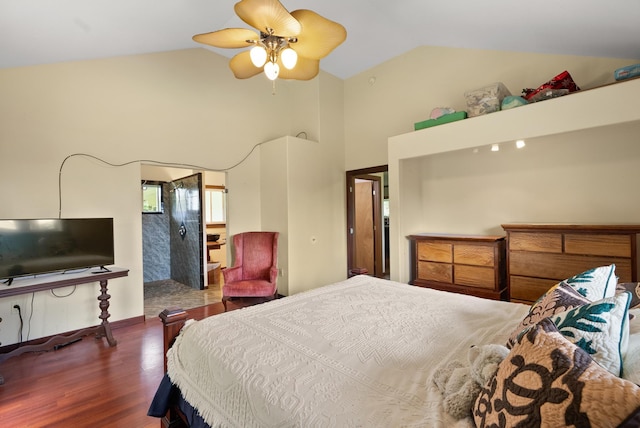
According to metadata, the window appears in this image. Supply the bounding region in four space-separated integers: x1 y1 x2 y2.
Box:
205 186 226 224
142 182 163 213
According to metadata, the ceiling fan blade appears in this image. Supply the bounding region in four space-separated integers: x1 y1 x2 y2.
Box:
278 56 320 81
234 0 301 36
193 28 259 48
229 51 264 79
290 9 347 60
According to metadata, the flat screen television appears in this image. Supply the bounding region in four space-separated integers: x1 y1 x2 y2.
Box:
0 218 114 283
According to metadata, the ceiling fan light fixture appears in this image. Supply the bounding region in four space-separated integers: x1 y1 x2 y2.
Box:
192 0 346 82
281 47 298 69
264 61 280 80
250 45 268 67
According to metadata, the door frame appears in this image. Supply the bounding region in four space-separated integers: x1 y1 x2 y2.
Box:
346 165 388 278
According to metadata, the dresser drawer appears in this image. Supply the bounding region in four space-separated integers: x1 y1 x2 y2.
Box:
509 251 632 282
417 241 452 263
417 261 452 283
454 244 495 267
455 265 496 289
510 276 558 302
564 234 632 258
509 232 562 253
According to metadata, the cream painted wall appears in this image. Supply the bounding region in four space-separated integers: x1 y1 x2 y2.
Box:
260 138 291 294
260 133 347 296
285 133 347 293
0 48 345 346
414 129 640 231
141 165 201 182
291 72 348 290
344 45 640 170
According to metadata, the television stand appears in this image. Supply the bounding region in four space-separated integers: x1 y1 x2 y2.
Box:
0 267 129 385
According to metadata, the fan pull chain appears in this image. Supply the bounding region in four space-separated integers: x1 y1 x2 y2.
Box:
272 79 276 95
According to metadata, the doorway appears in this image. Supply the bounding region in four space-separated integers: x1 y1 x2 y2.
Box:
141 167 227 317
346 165 389 278
142 173 204 290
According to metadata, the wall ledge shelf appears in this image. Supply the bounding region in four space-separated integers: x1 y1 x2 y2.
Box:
389 77 640 162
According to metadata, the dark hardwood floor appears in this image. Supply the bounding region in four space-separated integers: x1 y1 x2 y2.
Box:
0 302 233 427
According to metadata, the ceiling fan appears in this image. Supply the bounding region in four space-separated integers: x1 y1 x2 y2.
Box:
193 0 347 81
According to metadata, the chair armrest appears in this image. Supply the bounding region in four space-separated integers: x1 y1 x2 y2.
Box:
222 265 243 283
269 267 278 284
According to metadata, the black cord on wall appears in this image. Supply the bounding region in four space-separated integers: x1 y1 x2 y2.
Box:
14 305 23 343
57 139 279 218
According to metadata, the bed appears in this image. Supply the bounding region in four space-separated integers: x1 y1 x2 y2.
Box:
149 270 640 427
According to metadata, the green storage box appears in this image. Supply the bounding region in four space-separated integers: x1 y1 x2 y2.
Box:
414 111 467 131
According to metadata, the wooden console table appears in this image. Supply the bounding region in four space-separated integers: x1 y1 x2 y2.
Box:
0 266 129 384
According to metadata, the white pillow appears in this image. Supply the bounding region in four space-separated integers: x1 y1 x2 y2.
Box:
564 264 618 301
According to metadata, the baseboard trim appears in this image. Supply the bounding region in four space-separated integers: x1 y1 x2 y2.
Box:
112 315 146 329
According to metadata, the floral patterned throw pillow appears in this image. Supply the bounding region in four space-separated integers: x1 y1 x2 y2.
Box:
474 318 640 427
548 291 631 377
506 281 590 348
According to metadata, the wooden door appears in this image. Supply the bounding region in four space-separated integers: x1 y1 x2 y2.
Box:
354 180 375 274
346 166 386 278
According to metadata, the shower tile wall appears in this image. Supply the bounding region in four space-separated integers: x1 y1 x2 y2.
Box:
142 185 170 282
170 173 204 290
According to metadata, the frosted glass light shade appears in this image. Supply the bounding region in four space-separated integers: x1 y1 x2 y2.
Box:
264 61 280 80
250 46 267 67
281 48 298 70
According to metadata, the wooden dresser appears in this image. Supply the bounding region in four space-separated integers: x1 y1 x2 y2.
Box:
502 224 640 304
408 234 507 300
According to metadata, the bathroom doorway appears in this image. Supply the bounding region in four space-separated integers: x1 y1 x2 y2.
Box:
141 166 227 317
142 173 204 290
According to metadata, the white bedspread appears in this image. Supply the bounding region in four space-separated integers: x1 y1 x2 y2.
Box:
167 275 530 428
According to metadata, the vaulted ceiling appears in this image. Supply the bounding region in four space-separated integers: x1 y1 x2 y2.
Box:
2 0 639 80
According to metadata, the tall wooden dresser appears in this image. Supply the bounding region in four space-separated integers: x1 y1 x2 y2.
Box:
502 224 640 304
408 234 507 300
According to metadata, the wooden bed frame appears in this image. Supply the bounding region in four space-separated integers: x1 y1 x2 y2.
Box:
159 307 189 428
156 296 284 427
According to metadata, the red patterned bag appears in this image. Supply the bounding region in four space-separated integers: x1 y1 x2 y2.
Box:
522 70 580 100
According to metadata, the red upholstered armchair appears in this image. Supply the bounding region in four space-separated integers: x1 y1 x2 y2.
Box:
221 231 279 311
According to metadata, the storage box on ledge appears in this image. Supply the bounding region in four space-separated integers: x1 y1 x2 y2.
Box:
414 111 467 131
615 64 640 81
464 82 511 117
